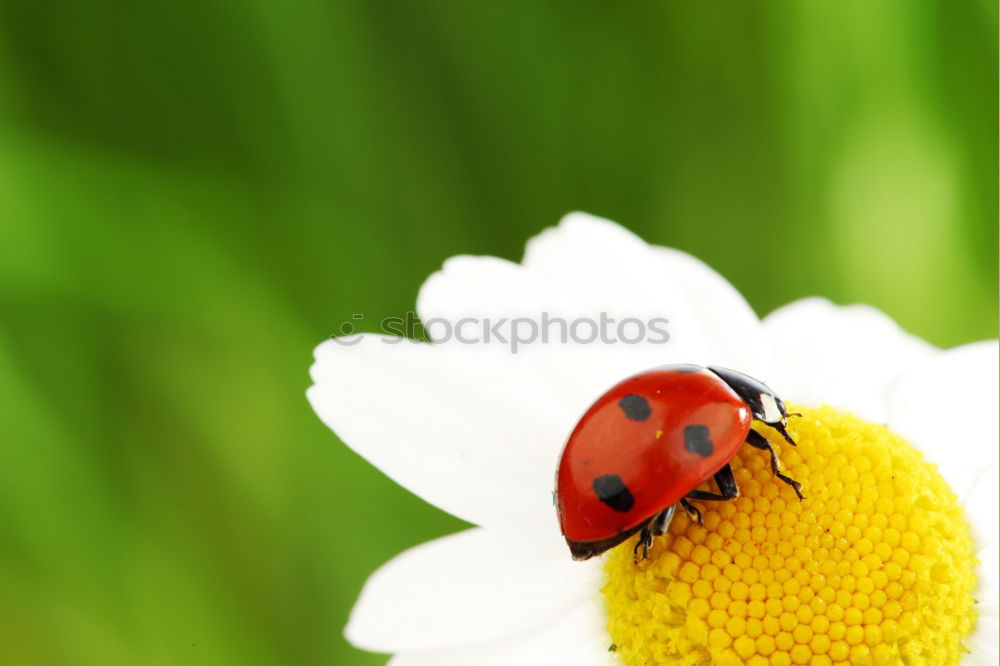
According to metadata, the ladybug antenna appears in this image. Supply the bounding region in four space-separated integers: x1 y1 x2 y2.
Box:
786 412 803 419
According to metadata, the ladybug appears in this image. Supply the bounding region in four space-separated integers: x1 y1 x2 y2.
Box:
555 364 803 561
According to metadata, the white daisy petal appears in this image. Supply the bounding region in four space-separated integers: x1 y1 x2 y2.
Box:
417 254 569 324
308 336 568 532
975 541 1000 615
966 611 999 666
418 213 706 373
886 341 998 524
346 527 604 653
385 596 614 666
520 212 714 364
652 246 774 382
762 298 937 422
415 252 630 430
521 213 674 308
418 212 774 395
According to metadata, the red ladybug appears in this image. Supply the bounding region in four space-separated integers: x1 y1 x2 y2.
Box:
555 364 803 560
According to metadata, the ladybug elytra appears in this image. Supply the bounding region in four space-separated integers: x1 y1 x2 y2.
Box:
555 364 803 561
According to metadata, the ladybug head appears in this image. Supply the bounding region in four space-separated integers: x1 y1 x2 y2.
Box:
707 366 791 427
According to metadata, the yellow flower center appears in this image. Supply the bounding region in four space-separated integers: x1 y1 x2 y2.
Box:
603 406 977 666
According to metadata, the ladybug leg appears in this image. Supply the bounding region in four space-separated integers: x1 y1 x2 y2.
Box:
632 506 677 563
633 522 654 562
679 498 703 525
746 430 804 499
650 504 677 536
685 464 740 501
767 421 798 447
681 465 739 525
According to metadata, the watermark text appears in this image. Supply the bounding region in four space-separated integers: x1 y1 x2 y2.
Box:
331 312 670 354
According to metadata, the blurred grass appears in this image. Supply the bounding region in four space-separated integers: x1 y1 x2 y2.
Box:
0 1 995 665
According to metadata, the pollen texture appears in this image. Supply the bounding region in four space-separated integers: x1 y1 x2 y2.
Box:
603 406 977 666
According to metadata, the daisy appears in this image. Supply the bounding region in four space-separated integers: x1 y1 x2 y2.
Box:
308 213 998 666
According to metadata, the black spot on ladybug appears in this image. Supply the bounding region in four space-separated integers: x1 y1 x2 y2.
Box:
618 394 651 421
684 425 714 457
592 474 634 512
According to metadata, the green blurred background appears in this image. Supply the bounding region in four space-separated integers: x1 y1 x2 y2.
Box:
0 1 995 664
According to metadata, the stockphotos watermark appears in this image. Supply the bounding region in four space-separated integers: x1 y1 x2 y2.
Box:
331 311 670 354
